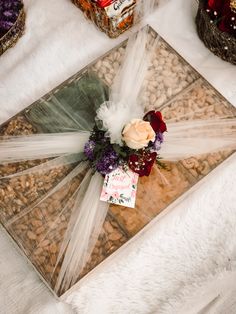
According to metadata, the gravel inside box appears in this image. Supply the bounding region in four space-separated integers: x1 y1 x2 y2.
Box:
0 29 235 296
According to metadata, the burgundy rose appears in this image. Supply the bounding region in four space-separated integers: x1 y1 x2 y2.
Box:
207 0 215 9
128 151 157 177
218 0 236 34
206 0 236 36
207 0 225 11
143 111 167 134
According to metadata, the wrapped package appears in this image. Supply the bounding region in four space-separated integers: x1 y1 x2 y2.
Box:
0 26 236 297
72 0 158 37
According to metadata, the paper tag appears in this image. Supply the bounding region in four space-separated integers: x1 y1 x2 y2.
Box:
104 0 135 18
100 167 139 208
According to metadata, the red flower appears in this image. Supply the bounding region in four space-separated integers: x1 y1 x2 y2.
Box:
207 0 225 11
143 111 167 133
208 0 215 8
218 0 236 34
128 151 157 177
206 0 236 36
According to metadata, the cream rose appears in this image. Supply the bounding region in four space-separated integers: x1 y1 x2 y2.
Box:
122 119 155 150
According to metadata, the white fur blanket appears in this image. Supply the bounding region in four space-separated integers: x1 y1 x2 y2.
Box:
0 0 236 313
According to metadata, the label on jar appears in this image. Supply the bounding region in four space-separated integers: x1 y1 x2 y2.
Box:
104 0 135 18
100 167 139 208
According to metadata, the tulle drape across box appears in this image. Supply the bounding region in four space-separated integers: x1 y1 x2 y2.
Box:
0 26 235 297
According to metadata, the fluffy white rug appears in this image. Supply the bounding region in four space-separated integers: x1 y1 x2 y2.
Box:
64 155 236 314
0 0 236 313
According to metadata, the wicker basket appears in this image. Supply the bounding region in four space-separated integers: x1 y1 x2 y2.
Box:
0 4 26 56
72 0 136 38
196 0 236 65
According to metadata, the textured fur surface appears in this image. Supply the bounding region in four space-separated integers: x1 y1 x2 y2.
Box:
0 0 236 313
64 155 236 314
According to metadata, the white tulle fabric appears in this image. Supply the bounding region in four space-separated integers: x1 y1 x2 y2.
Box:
0 132 89 163
161 119 236 160
135 0 158 21
54 29 160 292
55 172 109 292
96 28 158 144
0 27 236 294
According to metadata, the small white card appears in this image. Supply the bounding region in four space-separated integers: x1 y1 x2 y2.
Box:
100 167 139 208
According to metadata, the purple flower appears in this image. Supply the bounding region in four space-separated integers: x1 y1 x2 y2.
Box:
3 11 14 18
84 140 96 160
0 20 13 29
96 149 119 175
0 0 22 37
152 132 164 151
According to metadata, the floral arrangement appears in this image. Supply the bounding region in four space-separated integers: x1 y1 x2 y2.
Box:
205 0 236 36
0 0 23 38
84 110 167 177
